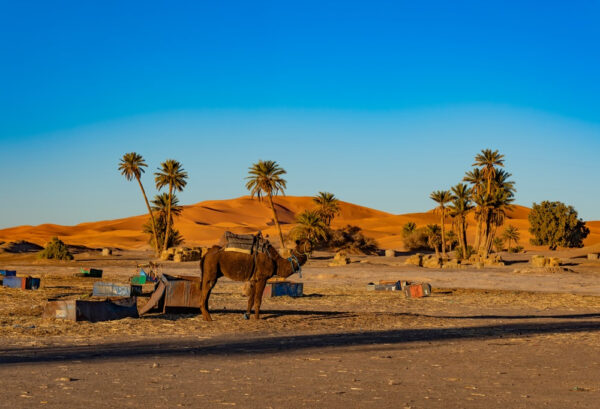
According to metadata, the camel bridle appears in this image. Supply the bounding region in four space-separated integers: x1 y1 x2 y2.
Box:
287 252 302 278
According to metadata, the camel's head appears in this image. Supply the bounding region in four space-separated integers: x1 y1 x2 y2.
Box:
281 239 311 279
293 239 313 258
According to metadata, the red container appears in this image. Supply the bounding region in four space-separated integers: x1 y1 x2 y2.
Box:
403 283 432 298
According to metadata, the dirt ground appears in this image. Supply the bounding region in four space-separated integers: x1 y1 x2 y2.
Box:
1 249 600 408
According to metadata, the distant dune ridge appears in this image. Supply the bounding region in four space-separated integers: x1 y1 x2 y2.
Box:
0 196 598 251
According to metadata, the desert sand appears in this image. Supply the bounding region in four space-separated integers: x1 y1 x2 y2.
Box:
1 196 599 252
1 198 600 408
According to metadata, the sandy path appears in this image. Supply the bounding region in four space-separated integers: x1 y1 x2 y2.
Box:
305 264 600 296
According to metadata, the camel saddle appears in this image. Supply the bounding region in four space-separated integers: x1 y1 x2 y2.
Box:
220 231 270 255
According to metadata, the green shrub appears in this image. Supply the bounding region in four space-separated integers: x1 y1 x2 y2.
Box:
508 246 524 253
402 227 429 251
327 225 378 255
38 237 73 260
529 201 589 250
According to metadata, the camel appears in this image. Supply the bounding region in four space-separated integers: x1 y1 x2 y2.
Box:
199 239 312 321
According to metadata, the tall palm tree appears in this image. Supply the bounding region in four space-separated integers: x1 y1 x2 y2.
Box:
246 160 288 249
480 174 515 257
449 183 473 259
502 225 520 251
154 160 188 253
425 224 442 258
463 168 485 194
151 192 183 220
143 193 184 250
473 149 504 195
118 152 160 256
313 192 341 226
289 210 329 244
430 190 454 259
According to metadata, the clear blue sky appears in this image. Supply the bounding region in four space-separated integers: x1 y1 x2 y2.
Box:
1 1 599 228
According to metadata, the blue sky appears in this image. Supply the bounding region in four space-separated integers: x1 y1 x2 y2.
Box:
1 1 599 227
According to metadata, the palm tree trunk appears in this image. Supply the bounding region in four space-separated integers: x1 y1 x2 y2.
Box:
163 183 173 253
268 194 286 249
474 217 481 251
440 209 446 259
459 218 468 259
137 176 160 257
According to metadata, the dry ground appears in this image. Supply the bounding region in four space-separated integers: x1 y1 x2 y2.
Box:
1 249 600 408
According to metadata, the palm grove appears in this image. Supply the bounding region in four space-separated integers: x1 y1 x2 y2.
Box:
120 155 376 256
403 149 589 259
120 150 589 259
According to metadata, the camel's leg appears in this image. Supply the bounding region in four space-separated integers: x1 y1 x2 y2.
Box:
252 279 268 320
245 281 256 318
200 277 217 321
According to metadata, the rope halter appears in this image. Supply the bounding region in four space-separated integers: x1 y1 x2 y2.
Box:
287 253 302 278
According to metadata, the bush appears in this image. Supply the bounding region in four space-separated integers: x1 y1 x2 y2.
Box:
455 245 474 259
38 237 73 260
508 245 524 253
326 225 378 255
493 237 504 253
402 227 429 251
529 201 589 250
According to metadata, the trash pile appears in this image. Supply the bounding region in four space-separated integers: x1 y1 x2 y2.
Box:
367 279 432 298
1 269 40 290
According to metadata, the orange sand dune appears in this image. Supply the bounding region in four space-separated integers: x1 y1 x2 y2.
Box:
1 196 599 251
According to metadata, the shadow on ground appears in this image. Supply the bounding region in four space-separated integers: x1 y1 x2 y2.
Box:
2 318 600 365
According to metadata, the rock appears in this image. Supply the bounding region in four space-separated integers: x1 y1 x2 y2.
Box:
169 247 205 262
422 255 441 268
531 255 547 267
404 254 423 267
385 249 397 257
530 256 560 268
160 251 173 261
484 254 505 266
588 253 599 260
329 251 350 266
547 257 561 267
441 259 460 269
101 248 112 256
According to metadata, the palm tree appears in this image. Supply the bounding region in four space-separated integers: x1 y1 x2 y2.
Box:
246 160 288 249
430 190 454 259
142 193 185 250
313 192 340 226
473 149 504 195
402 221 417 237
119 152 160 256
289 210 329 244
463 168 485 195
446 230 458 252
493 237 504 253
152 192 183 220
154 160 188 253
449 183 473 259
502 225 520 251
425 224 442 258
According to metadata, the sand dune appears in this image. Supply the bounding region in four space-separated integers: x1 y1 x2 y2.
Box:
1 196 598 251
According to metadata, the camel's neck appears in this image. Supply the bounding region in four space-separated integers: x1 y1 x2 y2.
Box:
276 249 307 278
